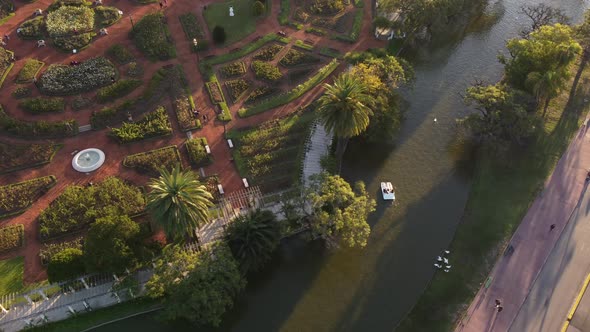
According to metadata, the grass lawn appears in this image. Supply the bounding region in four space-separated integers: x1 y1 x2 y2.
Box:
203 0 260 45
396 60 590 331
0 256 24 294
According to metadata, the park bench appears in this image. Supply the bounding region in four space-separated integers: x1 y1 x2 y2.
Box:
227 139 234 148
242 178 249 188
205 145 211 154
217 184 224 194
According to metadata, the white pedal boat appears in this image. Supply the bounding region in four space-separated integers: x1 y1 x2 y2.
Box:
381 182 396 201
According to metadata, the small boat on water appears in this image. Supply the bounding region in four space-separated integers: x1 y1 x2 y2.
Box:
381 182 396 201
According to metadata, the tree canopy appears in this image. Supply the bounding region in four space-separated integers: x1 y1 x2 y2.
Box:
47 248 85 283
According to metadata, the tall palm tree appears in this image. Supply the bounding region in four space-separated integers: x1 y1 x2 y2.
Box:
146 164 214 242
317 73 373 173
224 209 281 274
526 70 566 117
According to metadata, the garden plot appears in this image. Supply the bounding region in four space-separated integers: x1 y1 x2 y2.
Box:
287 0 362 41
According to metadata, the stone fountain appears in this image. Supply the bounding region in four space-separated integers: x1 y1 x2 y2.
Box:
72 148 105 173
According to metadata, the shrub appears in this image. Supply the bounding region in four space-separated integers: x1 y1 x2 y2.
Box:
47 248 85 282
39 237 83 265
130 12 176 61
253 44 284 61
47 0 92 12
126 61 143 77
279 48 320 67
17 16 45 39
52 32 95 51
245 86 278 104
169 68 200 131
71 95 92 110
96 79 142 103
12 87 31 99
38 177 145 240
0 142 59 174
220 62 246 78
123 145 182 175
253 0 265 16
0 0 14 23
333 10 362 43
186 137 212 166
0 108 78 138
179 13 205 52
0 224 24 253
305 27 326 36
252 61 282 81
309 0 344 15
0 176 56 218
19 97 65 113
16 59 44 83
212 26 226 44
46 6 94 37
107 44 134 64
94 6 121 27
225 79 250 102
39 57 117 95
110 106 172 143
218 102 232 122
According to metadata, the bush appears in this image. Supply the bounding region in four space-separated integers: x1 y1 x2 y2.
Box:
39 57 117 95
333 10 362 43
71 95 92 110
12 87 31 99
96 79 142 103
0 224 24 254
245 86 278 104
47 0 92 12
169 67 200 131
16 59 44 83
212 26 226 44
19 97 65 113
46 6 94 37
126 61 143 77
218 102 232 122
186 137 212 166
225 79 250 102
253 44 284 61
279 48 320 67
94 6 121 27
252 61 282 81
38 177 145 240
47 248 85 282
40 237 83 265
107 44 134 64
123 145 182 175
130 12 176 61
253 0 265 16
0 108 78 138
17 16 45 39
220 62 246 78
309 0 344 15
0 176 56 218
110 106 172 143
52 32 95 51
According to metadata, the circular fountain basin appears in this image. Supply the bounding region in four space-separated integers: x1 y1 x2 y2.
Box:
72 148 105 173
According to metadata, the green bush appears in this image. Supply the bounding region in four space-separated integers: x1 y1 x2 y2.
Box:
253 0 265 16
96 79 142 103
71 96 92 110
52 32 95 51
94 6 121 27
0 224 24 253
16 59 44 83
39 57 117 95
0 176 56 218
38 177 145 240
19 97 65 113
169 67 200 131
46 6 94 36
110 106 172 143
225 79 250 102
47 0 92 12
17 16 45 39
39 237 83 265
186 137 212 166
253 44 284 61
123 145 182 175
305 27 326 36
218 102 232 122
126 61 143 77
47 248 85 282
212 26 226 44
252 61 282 81
245 86 278 104
130 12 176 61
0 108 78 138
107 44 135 64
309 0 344 15
11 87 31 99
333 10 363 43
279 48 320 67
220 62 246 78
278 0 289 25
179 13 204 44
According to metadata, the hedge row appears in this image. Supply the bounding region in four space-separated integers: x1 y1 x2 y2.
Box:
123 145 182 176
15 59 44 83
186 137 212 167
96 79 142 103
130 12 176 61
110 106 172 143
0 141 60 174
0 107 78 138
0 175 57 219
0 224 24 254
19 97 65 114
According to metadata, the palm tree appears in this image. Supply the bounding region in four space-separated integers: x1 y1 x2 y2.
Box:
526 70 566 117
224 209 281 274
146 164 214 242
317 73 373 173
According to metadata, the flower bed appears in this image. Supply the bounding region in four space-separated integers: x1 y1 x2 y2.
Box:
206 79 225 104
0 176 57 218
40 237 83 266
186 137 212 166
38 57 117 95
17 17 45 40
308 0 344 15
245 86 279 104
106 44 135 64
123 145 182 176
333 9 362 43
90 100 135 129
52 31 96 52
16 59 44 83
0 0 14 25
253 44 284 61
279 48 320 67
179 13 206 51
94 6 121 27
225 79 250 102
96 79 142 103
0 108 78 138
110 106 172 143
170 66 200 131
39 177 145 241
130 12 176 61
126 62 143 77
12 87 31 99
0 224 24 254
0 141 60 174
220 62 246 78
46 6 94 36
252 60 282 81
19 97 65 114
0 47 13 88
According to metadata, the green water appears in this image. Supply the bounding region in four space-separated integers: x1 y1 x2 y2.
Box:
95 1 588 331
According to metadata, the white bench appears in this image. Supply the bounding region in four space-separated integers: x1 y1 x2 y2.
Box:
227 139 234 148
205 145 211 154
242 178 249 188
217 184 224 194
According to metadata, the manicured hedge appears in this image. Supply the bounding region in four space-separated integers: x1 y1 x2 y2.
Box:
52 32 95 52
0 47 14 88
252 60 282 81
17 16 45 40
130 12 176 61
90 100 135 129
206 76 225 104
225 79 250 102
12 87 31 99
245 86 278 104
279 48 320 67
39 237 83 265
333 9 363 43
123 145 182 176
38 177 145 240
38 57 117 95
94 6 121 27
178 13 206 51
16 59 44 83
199 33 290 68
96 79 142 103
110 106 172 143
253 44 284 61
19 97 65 114
217 102 232 122
0 176 57 218
220 62 246 78
0 108 78 138
0 141 60 174
186 137 212 166
170 65 200 131
46 6 94 36
106 44 135 64
0 224 24 254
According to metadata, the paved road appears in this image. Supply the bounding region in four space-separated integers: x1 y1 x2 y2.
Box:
509 183 590 332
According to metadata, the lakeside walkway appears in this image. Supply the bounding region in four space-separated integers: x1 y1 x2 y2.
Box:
457 123 590 332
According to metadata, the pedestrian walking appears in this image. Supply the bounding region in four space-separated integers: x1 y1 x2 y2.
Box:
550 224 556 231
494 299 501 307
497 306 503 313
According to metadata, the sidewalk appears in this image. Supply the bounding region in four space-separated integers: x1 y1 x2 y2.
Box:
456 125 590 332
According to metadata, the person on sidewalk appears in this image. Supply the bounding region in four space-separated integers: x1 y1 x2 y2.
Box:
550 224 556 231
